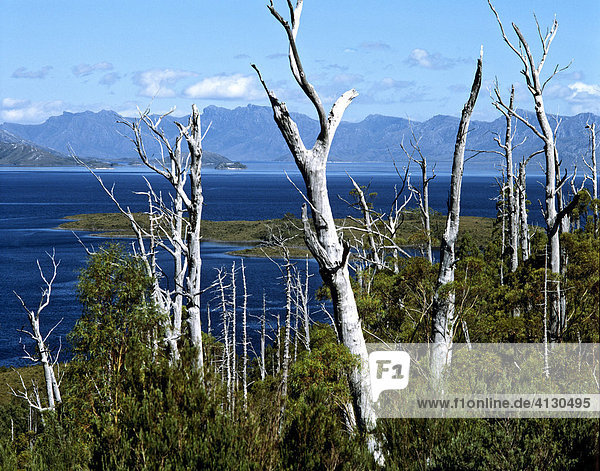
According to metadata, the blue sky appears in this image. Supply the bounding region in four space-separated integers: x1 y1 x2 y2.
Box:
1 0 598 124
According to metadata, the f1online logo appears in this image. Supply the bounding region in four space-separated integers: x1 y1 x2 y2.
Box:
369 351 410 402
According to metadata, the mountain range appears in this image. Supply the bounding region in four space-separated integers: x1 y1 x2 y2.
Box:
1 106 598 173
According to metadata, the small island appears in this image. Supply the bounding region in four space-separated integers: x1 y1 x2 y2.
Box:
215 161 247 170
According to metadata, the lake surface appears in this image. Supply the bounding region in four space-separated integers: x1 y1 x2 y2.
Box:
0 162 553 365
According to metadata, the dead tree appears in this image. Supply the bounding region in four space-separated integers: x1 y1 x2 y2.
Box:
583 122 598 235
180 105 205 372
230 261 237 392
241 260 249 412
344 172 413 275
260 292 267 380
301 256 311 351
252 0 381 459
402 127 436 264
492 84 519 273
430 48 483 384
77 105 206 368
12 252 62 411
488 2 578 341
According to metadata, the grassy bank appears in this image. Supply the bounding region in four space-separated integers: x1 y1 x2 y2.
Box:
58 211 498 258
0 366 45 406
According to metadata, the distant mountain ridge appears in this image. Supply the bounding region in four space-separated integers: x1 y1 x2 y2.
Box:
1 107 598 173
0 111 232 167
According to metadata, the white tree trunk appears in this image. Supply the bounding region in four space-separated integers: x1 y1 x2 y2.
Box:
517 159 530 261
504 87 519 272
584 123 598 235
260 292 267 381
253 1 382 460
180 104 205 372
488 1 573 341
431 50 483 384
241 260 248 411
13 254 62 411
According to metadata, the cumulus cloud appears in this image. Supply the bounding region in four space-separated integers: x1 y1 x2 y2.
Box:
568 81 600 97
1 98 65 124
405 49 464 70
11 66 53 79
134 69 196 98
565 81 600 114
72 61 113 77
184 74 262 100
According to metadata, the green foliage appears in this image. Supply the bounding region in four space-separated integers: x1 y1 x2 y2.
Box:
282 324 371 470
378 418 599 470
3 217 598 469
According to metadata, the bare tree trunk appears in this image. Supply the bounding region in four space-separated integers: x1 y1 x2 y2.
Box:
498 175 506 285
217 269 231 403
207 303 212 337
584 123 598 235
488 2 581 341
230 261 237 392
493 85 519 272
293 277 300 362
303 257 311 352
348 177 384 270
279 259 293 432
241 260 248 412
431 49 483 384
275 311 281 375
260 292 267 381
403 128 435 264
180 104 205 372
517 158 531 261
13 253 62 411
252 1 381 459
422 167 433 264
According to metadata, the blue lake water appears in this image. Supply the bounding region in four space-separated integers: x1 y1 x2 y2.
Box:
0 162 554 365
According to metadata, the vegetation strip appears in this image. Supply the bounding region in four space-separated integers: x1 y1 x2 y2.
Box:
58 212 497 258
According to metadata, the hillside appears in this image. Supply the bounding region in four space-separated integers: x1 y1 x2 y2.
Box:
0 128 82 167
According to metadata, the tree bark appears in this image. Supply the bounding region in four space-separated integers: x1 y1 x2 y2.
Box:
431 49 483 384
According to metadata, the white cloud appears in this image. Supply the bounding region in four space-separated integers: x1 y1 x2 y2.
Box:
565 81 600 114
1 98 65 124
11 66 53 79
72 61 113 77
568 81 600 97
184 74 262 100
405 49 463 70
134 69 196 98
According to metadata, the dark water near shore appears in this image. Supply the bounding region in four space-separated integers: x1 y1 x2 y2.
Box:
0 162 555 365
